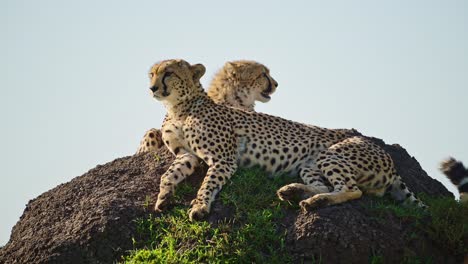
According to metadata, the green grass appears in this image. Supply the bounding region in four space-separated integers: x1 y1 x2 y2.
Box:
420 195 468 256
122 167 296 263
368 194 468 258
369 254 384 264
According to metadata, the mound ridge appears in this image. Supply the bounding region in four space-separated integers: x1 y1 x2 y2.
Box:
0 130 457 264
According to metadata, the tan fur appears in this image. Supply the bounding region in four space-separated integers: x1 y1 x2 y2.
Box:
136 128 163 154
207 60 277 111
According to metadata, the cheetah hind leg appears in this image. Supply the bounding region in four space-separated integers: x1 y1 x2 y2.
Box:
300 187 363 212
277 183 331 203
277 166 331 202
136 128 163 154
300 167 363 211
365 187 387 197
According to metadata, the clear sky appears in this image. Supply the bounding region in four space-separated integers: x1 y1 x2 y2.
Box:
1 0 467 246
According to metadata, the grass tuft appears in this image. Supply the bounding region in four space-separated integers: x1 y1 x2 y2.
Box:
368 194 468 258
122 167 296 263
419 195 468 256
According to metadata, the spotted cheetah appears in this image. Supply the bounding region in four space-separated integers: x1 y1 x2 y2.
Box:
148 59 425 221
136 60 278 154
207 60 277 111
440 157 468 204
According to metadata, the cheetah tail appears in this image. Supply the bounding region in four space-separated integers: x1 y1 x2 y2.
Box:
387 173 428 209
440 157 468 185
440 157 468 203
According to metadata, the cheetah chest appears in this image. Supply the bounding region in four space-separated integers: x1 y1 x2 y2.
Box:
161 119 188 155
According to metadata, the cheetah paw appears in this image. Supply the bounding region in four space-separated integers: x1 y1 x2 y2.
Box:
188 203 209 221
299 196 330 212
154 199 167 213
277 183 307 202
154 193 171 212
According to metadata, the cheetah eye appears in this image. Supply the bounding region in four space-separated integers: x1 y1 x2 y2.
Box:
162 71 175 85
149 72 154 79
164 72 175 80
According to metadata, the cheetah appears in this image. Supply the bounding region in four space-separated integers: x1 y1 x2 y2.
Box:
136 60 277 154
148 59 425 221
207 60 278 111
440 157 468 204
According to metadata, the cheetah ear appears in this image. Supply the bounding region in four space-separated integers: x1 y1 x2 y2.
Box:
177 60 189 68
224 62 237 77
191 63 206 82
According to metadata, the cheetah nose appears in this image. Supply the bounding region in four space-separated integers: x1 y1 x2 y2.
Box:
150 85 159 92
274 81 278 87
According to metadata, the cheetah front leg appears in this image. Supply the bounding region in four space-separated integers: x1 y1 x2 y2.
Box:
189 161 237 221
154 152 200 212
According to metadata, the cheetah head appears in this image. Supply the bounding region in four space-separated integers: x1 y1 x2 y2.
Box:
148 59 206 105
216 60 278 105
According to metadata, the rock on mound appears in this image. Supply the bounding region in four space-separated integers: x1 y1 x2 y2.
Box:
0 132 453 263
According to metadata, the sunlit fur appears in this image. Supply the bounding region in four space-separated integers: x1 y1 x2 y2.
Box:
207 60 278 111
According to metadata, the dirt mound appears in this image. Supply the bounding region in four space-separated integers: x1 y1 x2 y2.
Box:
0 132 454 263
286 196 457 264
0 149 173 263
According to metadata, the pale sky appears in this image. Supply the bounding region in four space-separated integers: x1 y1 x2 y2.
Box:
1 0 467 246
